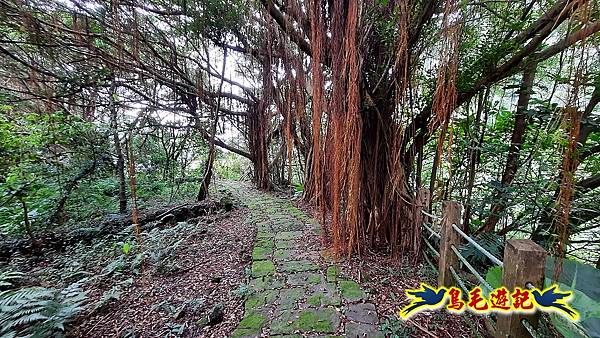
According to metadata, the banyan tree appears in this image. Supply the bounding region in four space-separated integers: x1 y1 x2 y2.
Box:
257 0 599 257
1 0 598 258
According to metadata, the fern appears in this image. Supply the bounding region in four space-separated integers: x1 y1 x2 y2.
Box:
0 281 88 337
94 286 121 312
0 271 24 289
458 232 504 266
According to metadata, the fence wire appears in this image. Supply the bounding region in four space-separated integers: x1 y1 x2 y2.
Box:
422 210 442 221
419 209 573 338
451 245 494 292
424 238 440 257
451 223 504 267
423 222 441 239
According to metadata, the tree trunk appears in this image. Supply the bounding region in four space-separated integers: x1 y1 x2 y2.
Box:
126 135 140 238
531 86 600 245
249 34 273 190
198 47 228 201
18 196 36 246
463 88 489 232
49 159 98 225
478 62 537 233
110 81 127 213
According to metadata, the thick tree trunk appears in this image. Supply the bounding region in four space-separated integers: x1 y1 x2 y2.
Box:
478 62 537 233
248 33 273 190
249 106 271 190
303 0 325 204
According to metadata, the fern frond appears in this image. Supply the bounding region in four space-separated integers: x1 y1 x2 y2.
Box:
0 283 87 337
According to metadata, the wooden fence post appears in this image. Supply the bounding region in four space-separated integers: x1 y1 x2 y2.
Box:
438 201 462 287
496 239 546 338
415 188 430 225
415 188 430 262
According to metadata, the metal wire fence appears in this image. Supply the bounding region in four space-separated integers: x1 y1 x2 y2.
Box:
420 209 538 337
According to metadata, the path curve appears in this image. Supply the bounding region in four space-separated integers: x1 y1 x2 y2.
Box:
227 182 384 338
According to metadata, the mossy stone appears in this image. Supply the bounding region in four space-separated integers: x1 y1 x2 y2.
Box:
275 231 303 240
238 311 266 330
326 266 340 282
275 240 295 249
306 284 341 307
255 238 274 249
274 249 297 260
231 328 259 338
307 294 322 307
252 246 270 261
307 274 322 284
278 287 304 310
279 260 319 273
339 280 366 301
252 260 275 277
256 231 273 239
271 309 339 334
295 308 338 332
245 290 278 309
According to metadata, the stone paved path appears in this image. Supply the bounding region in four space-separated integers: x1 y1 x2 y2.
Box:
228 183 384 338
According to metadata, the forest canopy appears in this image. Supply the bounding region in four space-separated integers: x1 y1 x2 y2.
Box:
1 0 600 336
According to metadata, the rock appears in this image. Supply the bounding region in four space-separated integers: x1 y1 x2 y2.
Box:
345 303 378 324
345 322 385 338
191 204 209 216
196 317 209 327
339 280 367 302
240 252 252 263
160 213 175 225
220 196 234 211
207 303 224 325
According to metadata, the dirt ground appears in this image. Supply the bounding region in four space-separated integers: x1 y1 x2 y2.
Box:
68 206 254 337
2 192 255 338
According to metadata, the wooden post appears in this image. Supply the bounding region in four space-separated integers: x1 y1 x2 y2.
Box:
415 188 431 225
438 201 462 287
496 239 546 338
415 188 430 262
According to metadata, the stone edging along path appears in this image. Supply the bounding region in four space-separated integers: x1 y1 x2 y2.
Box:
229 183 384 338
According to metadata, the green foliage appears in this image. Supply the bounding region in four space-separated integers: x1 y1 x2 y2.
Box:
0 272 24 290
483 266 502 298
117 241 133 255
459 233 503 266
214 152 246 180
545 258 600 337
0 108 108 234
485 260 600 337
0 281 87 337
379 316 415 337
186 0 249 42
232 284 253 298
